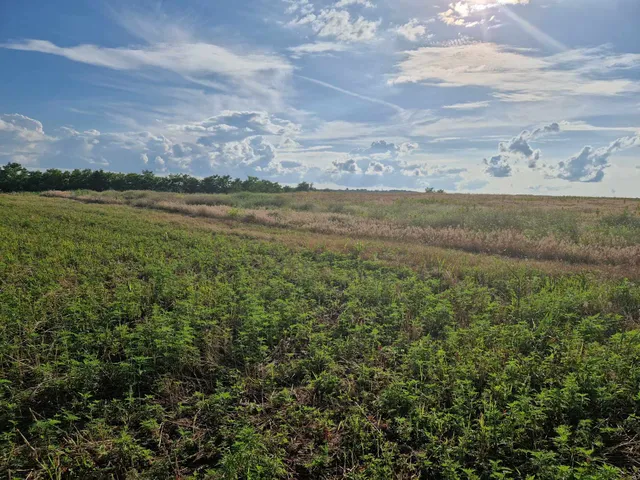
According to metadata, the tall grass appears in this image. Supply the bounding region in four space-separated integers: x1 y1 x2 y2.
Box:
43 190 640 266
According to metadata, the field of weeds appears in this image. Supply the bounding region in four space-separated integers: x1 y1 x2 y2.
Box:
2 193 640 478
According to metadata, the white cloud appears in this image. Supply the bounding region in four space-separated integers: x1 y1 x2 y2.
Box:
329 139 415 175
365 161 394 175
393 19 431 42
285 0 315 15
355 139 419 159
483 122 560 177
551 134 640 182
559 121 640 133
326 152 465 190
0 114 45 137
335 0 375 7
0 114 50 165
2 40 292 106
3 39 291 78
389 43 640 102
313 9 380 42
483 155 512 177
332 158 362 173
279 137 302 149
287 41 349 57
213 136 277 171
174 111 301 142
289 8 380 43
1 111 468 190
0 111 301 177
442 101 490 110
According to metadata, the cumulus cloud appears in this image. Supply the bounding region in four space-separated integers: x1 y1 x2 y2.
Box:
213 136 277 171
176 111 301 143
483 155 512 177
357 140 419 159
279 137 302 149
0 114 45 137
332 158 362 173
552 134 640 182
314 9 380 42
0 113 460 191
0 114 50 165
389 43 640 102
529 122 561 138
483 122 560 177
327 149 465 190
0 111 302 178
329 139 419 177
324 140 462 191
393 19 431 42
365 161 394 175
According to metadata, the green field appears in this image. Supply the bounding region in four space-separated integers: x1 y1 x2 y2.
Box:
2 193 640 479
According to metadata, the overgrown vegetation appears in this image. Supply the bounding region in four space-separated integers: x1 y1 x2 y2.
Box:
2 194 640 479
0 162 313 194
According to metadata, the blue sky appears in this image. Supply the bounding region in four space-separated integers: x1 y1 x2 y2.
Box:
1 0 639 195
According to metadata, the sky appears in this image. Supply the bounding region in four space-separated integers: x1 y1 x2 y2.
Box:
0 0 639 195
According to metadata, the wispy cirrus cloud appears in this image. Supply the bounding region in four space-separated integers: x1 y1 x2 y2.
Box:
389 43 640 102
335 0 375 8
2 39 291 78
443 101 490 110
287 41 349 57
1 39 293 108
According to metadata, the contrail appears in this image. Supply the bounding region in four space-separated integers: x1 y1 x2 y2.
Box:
501 6 567 53
296 74 405 113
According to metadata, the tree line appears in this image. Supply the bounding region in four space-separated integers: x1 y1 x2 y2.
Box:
0 162 314 194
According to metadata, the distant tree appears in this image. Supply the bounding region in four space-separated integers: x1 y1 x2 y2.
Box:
0 161 318 195
295 181 313 192
87 170 110 192
0 163 29 192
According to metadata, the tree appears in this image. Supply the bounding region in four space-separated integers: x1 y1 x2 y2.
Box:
0 163 29 192
87 170 110 192
0 161 309 195
295 181 313 192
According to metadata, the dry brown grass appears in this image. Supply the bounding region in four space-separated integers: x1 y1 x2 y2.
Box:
35 192 640 281
41 190 640 271
293 190 640 213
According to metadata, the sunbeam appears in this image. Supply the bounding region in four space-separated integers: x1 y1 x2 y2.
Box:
501 6 567 52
